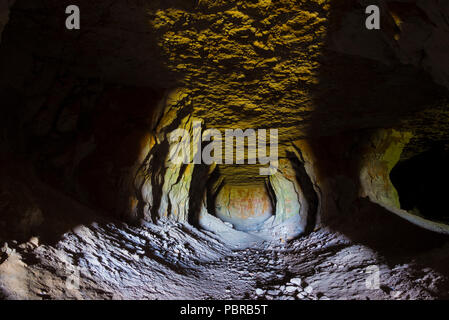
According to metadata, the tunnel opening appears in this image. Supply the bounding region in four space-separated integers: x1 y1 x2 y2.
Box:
213 180 274 232
390 142 449 223
287 151 319 235
205 165 223 219
200 159 316 239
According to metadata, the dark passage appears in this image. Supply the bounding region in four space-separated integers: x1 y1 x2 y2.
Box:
391 143 449 222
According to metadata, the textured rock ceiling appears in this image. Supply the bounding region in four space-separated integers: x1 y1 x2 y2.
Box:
5 0 448 144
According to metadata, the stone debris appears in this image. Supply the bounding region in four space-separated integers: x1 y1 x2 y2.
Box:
284 286 297 294
255 288 265 296
304 286 313 294
0 221 448 300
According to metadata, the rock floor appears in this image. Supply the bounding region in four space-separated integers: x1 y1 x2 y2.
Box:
1 219 449 300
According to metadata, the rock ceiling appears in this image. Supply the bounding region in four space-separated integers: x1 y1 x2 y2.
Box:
4 1 448 143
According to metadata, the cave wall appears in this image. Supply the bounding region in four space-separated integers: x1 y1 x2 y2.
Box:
215 184 273 231
329 0 449 91
359 129 413 208
0 0 14 41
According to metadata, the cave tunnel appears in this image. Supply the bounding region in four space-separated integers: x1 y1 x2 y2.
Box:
1 0 449 302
